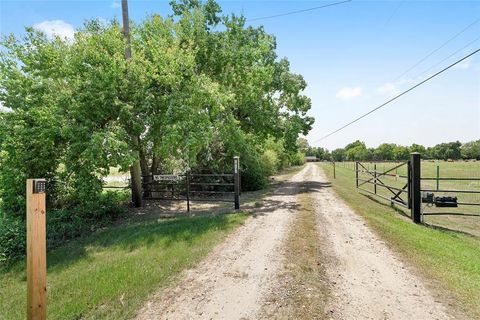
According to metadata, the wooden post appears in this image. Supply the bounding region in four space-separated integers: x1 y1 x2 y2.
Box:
233 156 240 210
26 179 47 320
374 163 377 194
333 161 336 179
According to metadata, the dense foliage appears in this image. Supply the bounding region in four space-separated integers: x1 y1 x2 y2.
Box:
0 1 312 263
304 139 480 161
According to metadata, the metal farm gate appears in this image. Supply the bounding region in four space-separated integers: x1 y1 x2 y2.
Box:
141 157 240 211
355 153 480 224
355 160 411 209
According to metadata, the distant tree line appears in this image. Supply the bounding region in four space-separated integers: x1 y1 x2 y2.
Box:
301 139 480 161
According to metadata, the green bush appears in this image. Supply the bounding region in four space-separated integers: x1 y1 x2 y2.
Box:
0 217 26 265
260 149 280 176
289 152 305 166
241 162 268 191
0 191 127 266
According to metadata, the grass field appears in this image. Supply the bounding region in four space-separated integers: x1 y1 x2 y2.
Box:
319 162 480 319
0 213 247 319
0 165 305 320
334 160 480 235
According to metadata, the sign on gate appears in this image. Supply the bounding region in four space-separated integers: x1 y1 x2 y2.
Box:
153 175 179 181
142 157 241 211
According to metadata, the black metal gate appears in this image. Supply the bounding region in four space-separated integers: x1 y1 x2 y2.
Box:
355 160 411 209
141 157 240 211
355 153 479 224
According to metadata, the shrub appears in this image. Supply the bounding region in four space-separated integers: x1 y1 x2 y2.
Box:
289 152 305 166
0 191 127 266
260 149 280 177
240 155 269 191
0 217 26 265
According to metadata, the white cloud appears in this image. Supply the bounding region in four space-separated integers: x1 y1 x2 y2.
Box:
111 1 121 9
0 101 12 113
454 57 472 70
335 87 363 101
376 83 399 95
33 20 75 40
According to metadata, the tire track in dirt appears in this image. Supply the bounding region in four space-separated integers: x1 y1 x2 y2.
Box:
135 163 452 319
312 164 450 320
135 165 312 320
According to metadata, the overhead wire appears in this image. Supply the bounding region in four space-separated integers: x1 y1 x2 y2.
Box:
413 35 480 80
392 17 480 82
247 0 352 22
314 48 480 143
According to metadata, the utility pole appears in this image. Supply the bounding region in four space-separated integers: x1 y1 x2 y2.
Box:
122 0 143 207
122 0 131 59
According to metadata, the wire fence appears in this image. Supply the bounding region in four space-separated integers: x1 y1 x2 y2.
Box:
334 159 480 236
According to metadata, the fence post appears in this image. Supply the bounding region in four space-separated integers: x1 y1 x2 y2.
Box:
374 163 377 194
410 153 422 223
186 172 190 212
233 156 240 210
436 165 440 191
355 162 359 188
26 179 47 320
333 161 336 179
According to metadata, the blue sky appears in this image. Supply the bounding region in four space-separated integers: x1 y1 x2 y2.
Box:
1 0 479 149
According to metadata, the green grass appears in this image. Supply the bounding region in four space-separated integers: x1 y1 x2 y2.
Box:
320 163 480 319
0 213 247 319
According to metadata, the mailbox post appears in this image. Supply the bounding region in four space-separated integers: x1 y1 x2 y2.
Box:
26 179 47 320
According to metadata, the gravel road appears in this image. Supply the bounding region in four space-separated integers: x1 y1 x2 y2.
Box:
135 163 450 320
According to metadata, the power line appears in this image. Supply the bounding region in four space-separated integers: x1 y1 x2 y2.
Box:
314 48 480 143
247 0 352 22
414 35 480 80
393 17 480 82
383 0 404 27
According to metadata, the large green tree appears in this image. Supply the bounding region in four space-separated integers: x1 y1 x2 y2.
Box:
0 0 314 214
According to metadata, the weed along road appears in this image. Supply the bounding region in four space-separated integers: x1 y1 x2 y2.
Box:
135 163 450 320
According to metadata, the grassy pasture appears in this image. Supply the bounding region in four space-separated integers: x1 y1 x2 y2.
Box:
334 160 480 236
0 213 247 319
319 162 480 319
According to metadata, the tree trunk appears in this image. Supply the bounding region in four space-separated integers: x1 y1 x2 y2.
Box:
122 0 143 207
129 157 143 207
139 147 149 176
151 153 160 175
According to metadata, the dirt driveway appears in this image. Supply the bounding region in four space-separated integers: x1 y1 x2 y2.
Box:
135 163 449 320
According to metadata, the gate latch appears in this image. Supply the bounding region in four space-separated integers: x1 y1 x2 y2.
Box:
434 196 458 207
421 192 434 204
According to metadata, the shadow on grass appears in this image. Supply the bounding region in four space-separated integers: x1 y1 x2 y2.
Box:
41 213 241 273
422 222 479 238
359 193 411 219
359 193 480 238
